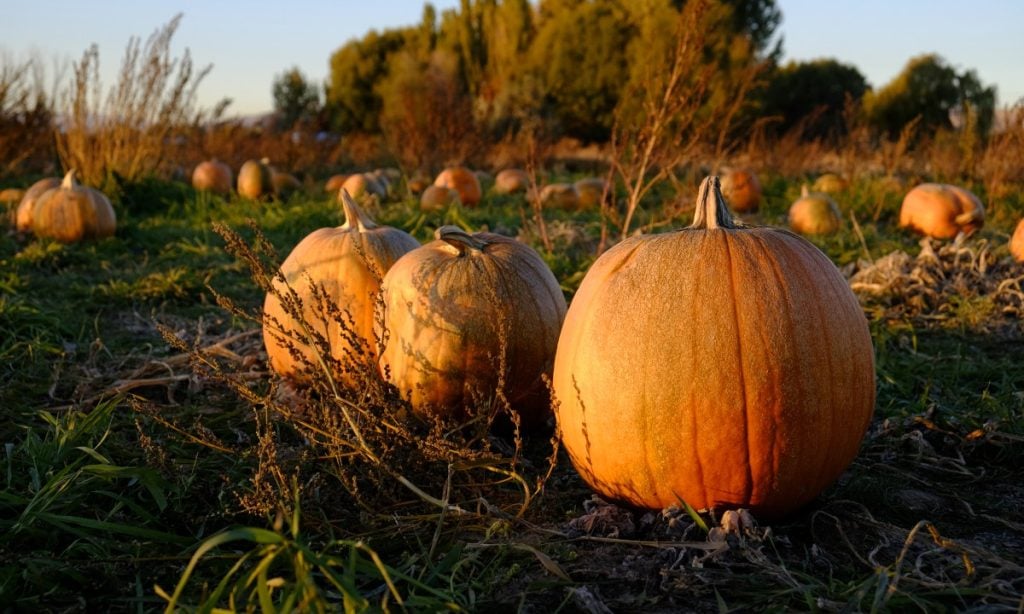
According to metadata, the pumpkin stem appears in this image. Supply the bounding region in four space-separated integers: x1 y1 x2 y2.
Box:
801 184 809 198
436 225 486 254
339 189 378 232
689 176 737 230
61 169 78 190
955 209 982 225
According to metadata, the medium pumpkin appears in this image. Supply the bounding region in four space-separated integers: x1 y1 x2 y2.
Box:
788 185 843 235
552 176 875 518
494 169 530 195
31 170 116 243
420 185 460 211
237 159 272 200
899 183 984 239
1010 219 1024 263
15 177 60 232
262 190 420 385
338 173 385 202
192 159 233 195
538 183 579 209
811 173 848 194
434 167 482 207
379 226 567 426
0 188 24 205
721 168 762 213
325 174 349 194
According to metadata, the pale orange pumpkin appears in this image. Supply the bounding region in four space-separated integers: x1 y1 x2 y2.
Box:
788 185 843 235
538 183 579 209
379 226 567 426
1010 219 1024 263
325 174 349 194
574 177 610 209
899 183 984 239
811 173 848 194
420 185 460 211
192 159 233 195
15 177 60 232
494 169 530 195
338 173 385 202
32 170 116 243
434 167 482 207
721 168 762 213
237 159 272 200
0 188 24 205
552 176 875 518
262 190 420 384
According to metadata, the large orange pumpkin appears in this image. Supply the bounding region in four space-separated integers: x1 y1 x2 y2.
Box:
788 185 843 235
379 226 567 426
552 176 875 518
434 167 482 207
32 170 116 243
899 183 984 239
1010 219 1024 263
15 177 60 232
192 159 233 195
262 190 420 385
237 159 273 200
721 168 762 213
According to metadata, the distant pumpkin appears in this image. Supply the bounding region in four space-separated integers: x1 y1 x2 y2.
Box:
538 183 579 209
721 168 762 213
494 169 530 195
899 183 984 239
15 177 60 232
789 185 843 235
325 174 349 194
271 170 301 199
434 167 482 207
574 177 610 209
1010 219 1024 263
339 173 385 202
0 188 24 205
812 173 848 194
32 170 116 243
192 159 233 195
420 185 460 211
237 159 272 200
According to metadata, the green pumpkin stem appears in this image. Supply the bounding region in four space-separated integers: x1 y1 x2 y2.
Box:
339 189 378 232
690 176 737 230
436 225 486 254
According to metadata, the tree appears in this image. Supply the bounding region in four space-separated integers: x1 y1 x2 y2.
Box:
272 67 320 129
864 54 996 138
325 28 410 133
758 59 868 140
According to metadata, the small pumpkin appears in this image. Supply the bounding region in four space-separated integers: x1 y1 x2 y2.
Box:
721 168 762 213
789 185 843 235
420 185 460 211
811 173 848 194
552 176 875 518
0 188 24 205
271 170 302 199
1010 219 1024 263
32 170 116 243
538 183 579 209
494 169 530 195
338 173 385 202
192 158 233 195
434 167 482 207
325 174 349 193
899 183 984 239
262 190 420 385
574 177 611 209
237 159 273 200
15 177 60 232
407 172 432 195
379 226 567 426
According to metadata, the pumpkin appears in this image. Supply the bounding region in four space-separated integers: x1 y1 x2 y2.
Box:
721 168 762 213
338 173 385 202
811 173 848 194
420 185 460 211
237 159 272 200
192 159 233 195
271 170 301 199
407 172 432 195
788 185 843 235
379 225 567 426
552 176 875 518
32 170 116 243
494 169 529 195
434 167 482 207
574 177 610 209
262 190 419 385
0 188 25 205
538 183 579 209
15 177 60 232
899 183 984 239
1010 219 1024 263
325 174 349 193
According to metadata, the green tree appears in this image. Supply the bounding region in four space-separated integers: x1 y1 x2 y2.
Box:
271 67 321 128
864 54 996 138
759 59 868 140
325 29 410 132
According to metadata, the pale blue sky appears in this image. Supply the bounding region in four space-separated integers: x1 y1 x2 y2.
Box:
2 1 1021 117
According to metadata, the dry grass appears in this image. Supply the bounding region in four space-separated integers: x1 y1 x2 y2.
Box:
0 51 60 179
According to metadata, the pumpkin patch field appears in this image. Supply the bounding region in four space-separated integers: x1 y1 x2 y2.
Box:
2 165 1023 611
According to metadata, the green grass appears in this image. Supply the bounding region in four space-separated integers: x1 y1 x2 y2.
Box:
1 175 1023 611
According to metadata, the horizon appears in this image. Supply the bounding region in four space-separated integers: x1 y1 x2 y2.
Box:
2 0 1022 118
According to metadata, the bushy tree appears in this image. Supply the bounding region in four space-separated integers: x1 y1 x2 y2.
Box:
864 54 996 138
759 59 868 140
271 67 321 128
326 29 410 132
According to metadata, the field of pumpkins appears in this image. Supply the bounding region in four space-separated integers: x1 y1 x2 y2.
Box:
2 154 1024 611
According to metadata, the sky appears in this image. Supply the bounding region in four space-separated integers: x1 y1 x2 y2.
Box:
2 0 1022 118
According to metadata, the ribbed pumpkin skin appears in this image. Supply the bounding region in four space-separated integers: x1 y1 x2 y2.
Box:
15 177 60 232
434 167 482 206
899 183 984 239
379 228 567 426
192 159 233 194
552 177 875 518
721 169 762 212
1011 219 1024 263
262 193 419 385
32 171 116 243
789 191 842 235
237 160 272 199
